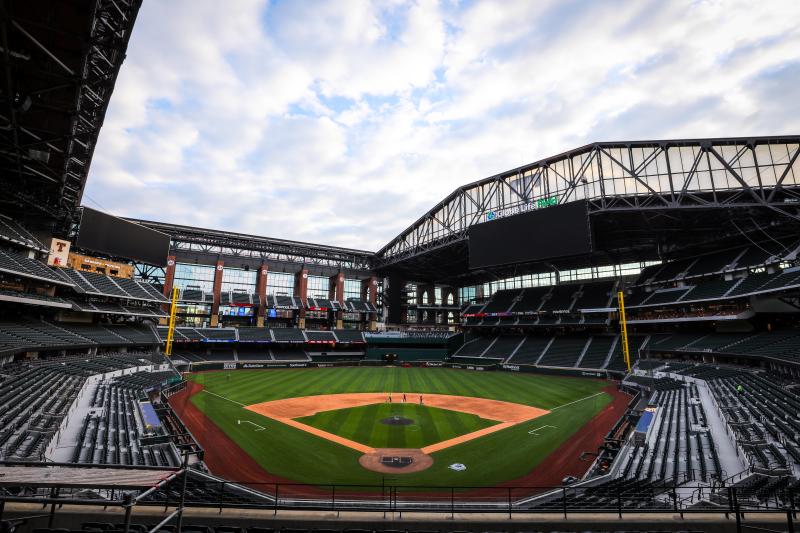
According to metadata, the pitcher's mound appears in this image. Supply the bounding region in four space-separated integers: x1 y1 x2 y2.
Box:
358 448 433 473
380 415 414 426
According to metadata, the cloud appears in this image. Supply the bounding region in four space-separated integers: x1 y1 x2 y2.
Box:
85 0 800 251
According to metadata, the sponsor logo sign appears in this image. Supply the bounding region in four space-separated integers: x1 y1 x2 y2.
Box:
503 364 520 372
485 195 558 222
47 238 71 266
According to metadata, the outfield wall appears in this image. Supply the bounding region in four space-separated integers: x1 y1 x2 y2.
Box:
365 346 449 361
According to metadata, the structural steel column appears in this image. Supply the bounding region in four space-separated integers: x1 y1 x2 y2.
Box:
210 259 224 327
294 268 309 329
330 272 345 329
255 264 268 327
385 276 406 325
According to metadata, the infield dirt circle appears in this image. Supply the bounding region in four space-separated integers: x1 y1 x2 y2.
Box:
245 392 549 473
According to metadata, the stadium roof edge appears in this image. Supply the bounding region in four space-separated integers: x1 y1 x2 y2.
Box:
125 217 376 257
375 134 800 257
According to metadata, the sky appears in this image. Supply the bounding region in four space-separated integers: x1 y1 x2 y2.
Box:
84 0 800 252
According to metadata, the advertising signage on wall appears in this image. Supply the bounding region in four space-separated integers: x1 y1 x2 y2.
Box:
483 195 558 222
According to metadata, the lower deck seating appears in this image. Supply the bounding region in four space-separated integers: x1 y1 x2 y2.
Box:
506 336 552 365
537 337 589 367
579 336 615 368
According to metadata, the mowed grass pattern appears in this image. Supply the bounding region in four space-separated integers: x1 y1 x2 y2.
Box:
188 367 612 486
296 403 499 449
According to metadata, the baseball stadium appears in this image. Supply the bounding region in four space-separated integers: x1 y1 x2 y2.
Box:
1 2 800 533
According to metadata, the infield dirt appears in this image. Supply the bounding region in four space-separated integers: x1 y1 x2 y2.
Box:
244 392 549 455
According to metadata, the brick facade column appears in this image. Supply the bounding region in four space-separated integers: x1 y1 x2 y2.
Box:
160 255 177 325
294 268 308 329
210 259 224 327
329 272 345 329
255 264 268 327
361 275 378 330
163 256 177 297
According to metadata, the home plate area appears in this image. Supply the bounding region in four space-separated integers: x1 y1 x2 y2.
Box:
244 392 549 474
358 448 434 473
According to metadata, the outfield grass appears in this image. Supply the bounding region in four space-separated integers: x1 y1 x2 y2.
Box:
296 402 499 449
188 367 612 487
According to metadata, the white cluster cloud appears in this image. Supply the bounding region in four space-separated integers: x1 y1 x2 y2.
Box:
85 0 800 251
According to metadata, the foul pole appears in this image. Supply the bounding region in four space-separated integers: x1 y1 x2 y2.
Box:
617 290 631 372
165 286 179 357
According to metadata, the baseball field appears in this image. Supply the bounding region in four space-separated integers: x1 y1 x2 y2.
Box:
171 367 628 488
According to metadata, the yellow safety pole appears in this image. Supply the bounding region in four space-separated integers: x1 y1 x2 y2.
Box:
617 290 631 372
165 286 179 357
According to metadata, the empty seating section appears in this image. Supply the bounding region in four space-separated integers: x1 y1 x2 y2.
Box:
574 280 615 309
197 328 237 341
237 327 272 342
735 246 775 269
481 335 523 359
579 336 615 368
539 285 576 312
684 248 744 278
274 295 297 308
723 330 800 362
334 329 365 343
230 292 252 305
700 370 799 473
649 257 694 284
682 278 739 301
582 314 608 325
756 269 800 292
0 352 164 461
506 336 552 364
114 277 156 300
0 217 46 250
236 347 271 360
536 315 559 326
461 303 484 315
618 383 722 483
453 335 494 357
270 328 306 342
648 333 706 352
54 267 168 302
80 271 132 298
181 288 205 302
683 333 752 352
74 369 181 467
306 331 336 342
606 335 648 371
0 288 70 308
0 321 158 356
0 249 71 284
482 289 519 313
511 286 549 312
638 288 691 307
538 336 588 367
271 347 309 360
